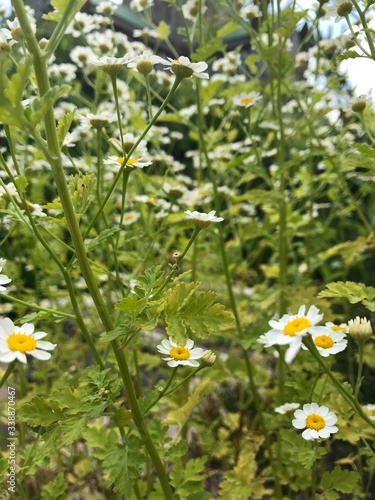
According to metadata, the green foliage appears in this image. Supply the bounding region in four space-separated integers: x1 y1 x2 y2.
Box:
68 172 96 215
320 466 361 498
166 379 216 427
159 281 234 343
40 473 69 500
318 281 375 311
57 110 75 147
170 456 207 498
102 438 145 497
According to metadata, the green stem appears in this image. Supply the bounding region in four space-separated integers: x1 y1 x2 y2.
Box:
43 0 87 61
0 292 75 319
0 361 16 389
354 340 365 399
13 3 173 496
304 336 375 429
311 442 317 500
142 366 178 414
350 1 375 58
153 226 202 299
84 76 182 236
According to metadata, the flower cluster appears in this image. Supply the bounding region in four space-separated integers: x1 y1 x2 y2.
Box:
258 304 349 360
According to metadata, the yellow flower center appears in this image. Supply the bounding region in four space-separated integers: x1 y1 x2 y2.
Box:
7 333 37 353
169 346 190 361
305 414 325 430
124 214 134 221
314 335 334 349
330 325 346 332
127 158 137 166
283 317 311 336
240 97 254 105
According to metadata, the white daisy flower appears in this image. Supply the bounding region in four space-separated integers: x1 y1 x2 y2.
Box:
158 55 209 79
259 305 324 347
362 404 375 421
156 337 205 367
275 402 300 414
90 54 135 67
120 211 140 225
127 50 162 75
0 318 56 364
303 328 348 357
0 258 11 292
184 210 223 228
233 91 262 108
104 156 152 171
292 403 338 440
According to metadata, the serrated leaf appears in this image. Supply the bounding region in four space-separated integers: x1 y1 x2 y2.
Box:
87 227 121 251
318 281 375 311
28 85 71 125
57 110 75 147
164 440 189 461
83 424 119 460
103 439 145 497
321 466 360 494
18 397 65 427
100 324 132 342
338 50 362 61
115 295 147 315
14 175 28 195
170 457 207 497
161 282 234 342
40 473 69 500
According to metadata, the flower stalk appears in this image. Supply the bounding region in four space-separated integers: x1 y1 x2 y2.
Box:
12 2 174 497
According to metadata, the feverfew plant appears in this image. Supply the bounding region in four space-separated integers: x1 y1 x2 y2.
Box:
0 0 375 498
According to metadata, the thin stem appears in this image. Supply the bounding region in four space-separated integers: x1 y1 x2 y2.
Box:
354 340 365 399
84 76 183 237
142 367 179 414
304 336 375 430
153 226 202 300
0 360 16 389
13 3 174 496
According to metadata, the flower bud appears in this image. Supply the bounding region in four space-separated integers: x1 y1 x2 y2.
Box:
39 38 49 50
201 350 216 366
337 2 353 17
348 316 373 340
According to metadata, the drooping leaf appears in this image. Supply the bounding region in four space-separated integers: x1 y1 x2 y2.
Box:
165 379 215 427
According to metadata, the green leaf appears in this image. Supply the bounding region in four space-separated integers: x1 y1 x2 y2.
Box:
115 295 147 315
217 21 241 38
160 282 234 342
170 457 207 498
321 466 360 495
164 440 189 461
337 50 362 61
14 175 29 195
87 226 121 252
192 40 226 63
102 438 145 497
166 379 215 428
57 110 75 148
318 281 375 311
18 397 65 427
83 424 119 460
28 85 71 125
40 473 69 500
157 20 170 40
